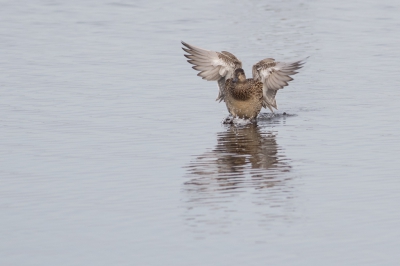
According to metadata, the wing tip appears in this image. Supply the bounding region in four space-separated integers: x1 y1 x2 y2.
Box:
181 41 193 51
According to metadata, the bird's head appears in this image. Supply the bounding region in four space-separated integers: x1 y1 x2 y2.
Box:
233 68 246 83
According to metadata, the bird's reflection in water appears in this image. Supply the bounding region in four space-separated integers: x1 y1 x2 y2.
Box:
183 122 295 233
184 123 291 192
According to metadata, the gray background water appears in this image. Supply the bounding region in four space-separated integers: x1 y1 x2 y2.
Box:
1 0 400 265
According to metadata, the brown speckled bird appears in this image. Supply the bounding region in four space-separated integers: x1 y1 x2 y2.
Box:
182 41 307 120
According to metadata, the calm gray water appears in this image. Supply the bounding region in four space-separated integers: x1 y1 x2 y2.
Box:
1 0 400 265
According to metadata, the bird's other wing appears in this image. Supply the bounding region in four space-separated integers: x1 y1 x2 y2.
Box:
252 58 307 112
182 41 242 102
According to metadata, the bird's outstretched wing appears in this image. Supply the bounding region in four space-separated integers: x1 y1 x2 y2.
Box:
252 58 307 112
182 41 242 102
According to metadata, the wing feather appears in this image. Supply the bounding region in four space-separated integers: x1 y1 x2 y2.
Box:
192 65 212 71
252 57 307 111
182 41 242 102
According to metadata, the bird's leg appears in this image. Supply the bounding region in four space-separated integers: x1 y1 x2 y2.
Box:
223 115 234 124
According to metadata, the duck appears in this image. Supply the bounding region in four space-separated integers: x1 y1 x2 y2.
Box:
182 41 307 120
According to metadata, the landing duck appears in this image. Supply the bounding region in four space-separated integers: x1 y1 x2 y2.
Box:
182 41 307 120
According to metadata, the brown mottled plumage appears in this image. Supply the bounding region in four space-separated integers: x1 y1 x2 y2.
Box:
223 69 263 119
182 41 307 120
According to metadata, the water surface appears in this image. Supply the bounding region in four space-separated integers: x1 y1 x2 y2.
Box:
1 0 400 265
